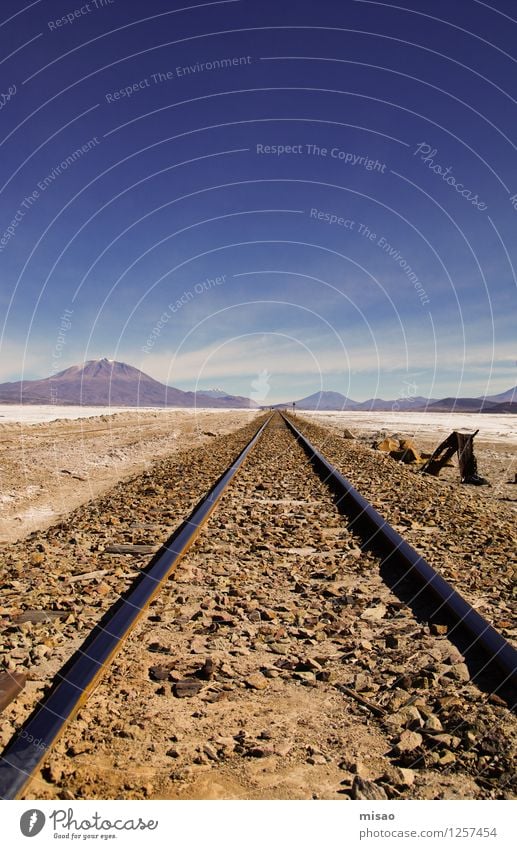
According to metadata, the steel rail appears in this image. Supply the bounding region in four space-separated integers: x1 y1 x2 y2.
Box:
282 413 517 687
0 415 272 800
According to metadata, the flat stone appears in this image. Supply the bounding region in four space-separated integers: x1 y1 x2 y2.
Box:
444 662 470 682
44 763 64 784
14 610 69 624
269 643 290 655
377 438 399 453
249 746 274 758
382 765 415 788
274 742 292 757
173 679 203 699
438 751 456 766
424 714 443 732
307 754 327 765
386 688 411 712
353 672 371 692
202 744 219 761
149 664 174 682
294 671 316 683
361 604 387 621
396 730 423 753
245 673 268 690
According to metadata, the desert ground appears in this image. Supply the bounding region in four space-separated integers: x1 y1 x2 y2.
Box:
303 410 517 509
1 407 514 545
0 407 515 801
0 407 258 544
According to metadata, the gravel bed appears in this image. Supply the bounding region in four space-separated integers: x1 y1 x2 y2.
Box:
21 414 516 801
0 416 267 752
291 415 517 648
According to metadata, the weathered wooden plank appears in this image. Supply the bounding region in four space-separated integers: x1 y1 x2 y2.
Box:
0 672 27 712
103 544 156 555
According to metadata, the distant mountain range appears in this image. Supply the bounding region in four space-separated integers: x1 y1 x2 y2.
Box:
273 387 517 413
0 359 256 408
196 388 234 399
0 360 515 413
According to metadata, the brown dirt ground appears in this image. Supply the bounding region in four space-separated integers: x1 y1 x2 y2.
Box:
0 409 258 544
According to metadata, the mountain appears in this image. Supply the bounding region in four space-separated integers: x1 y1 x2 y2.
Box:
198 388 235 399
273 391 433 411
0 359 256 408
422 398 488 413
275 391 360 410
426 398 517 414
481 386 517 404
274 387 517 412
483 401 517 413
2 362 515 413
354 396 432 411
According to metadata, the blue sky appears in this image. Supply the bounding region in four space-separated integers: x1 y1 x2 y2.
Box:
0 0 516 402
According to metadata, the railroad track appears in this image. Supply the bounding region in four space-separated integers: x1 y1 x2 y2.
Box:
0 412 515 800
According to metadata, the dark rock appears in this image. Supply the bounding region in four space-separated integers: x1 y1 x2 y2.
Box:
148 664 174 682
351 776 388 800
195 658 215 681
173 679 203 698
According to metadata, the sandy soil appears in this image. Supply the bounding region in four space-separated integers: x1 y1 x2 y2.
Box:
0 409 258 543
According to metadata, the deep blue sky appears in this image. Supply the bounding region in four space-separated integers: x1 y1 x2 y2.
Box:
0 0 516 402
